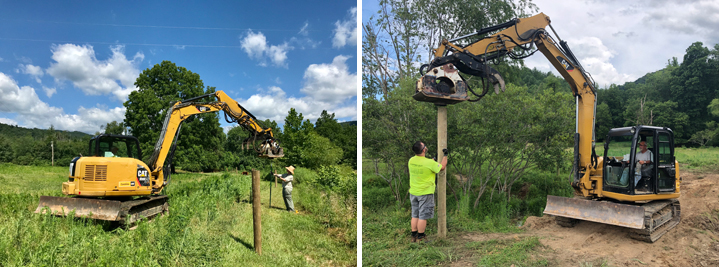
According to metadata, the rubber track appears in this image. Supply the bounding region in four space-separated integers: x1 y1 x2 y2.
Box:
118 195 169 225
629 199 681 243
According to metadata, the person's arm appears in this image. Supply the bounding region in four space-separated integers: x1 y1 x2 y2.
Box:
440 155 448 171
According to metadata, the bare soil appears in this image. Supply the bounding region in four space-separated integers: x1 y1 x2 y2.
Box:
452 170 719 267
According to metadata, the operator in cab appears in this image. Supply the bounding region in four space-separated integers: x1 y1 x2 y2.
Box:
408 141 448 243
620 140 653 188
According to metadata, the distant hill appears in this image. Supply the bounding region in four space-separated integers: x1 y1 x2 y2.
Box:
340 121 357 126
0 123 92 140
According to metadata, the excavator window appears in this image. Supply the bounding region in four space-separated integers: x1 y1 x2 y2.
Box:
89 135 142 160
604 134 634 188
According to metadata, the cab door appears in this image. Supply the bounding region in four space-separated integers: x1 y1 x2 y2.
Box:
655 130 676 193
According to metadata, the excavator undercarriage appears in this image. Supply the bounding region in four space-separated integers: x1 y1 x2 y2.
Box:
545 196 681 242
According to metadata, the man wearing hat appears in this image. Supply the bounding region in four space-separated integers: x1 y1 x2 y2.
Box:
274 166 297 213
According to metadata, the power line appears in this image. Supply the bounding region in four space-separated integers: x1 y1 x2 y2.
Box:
0 37 243 48
0 18 313 32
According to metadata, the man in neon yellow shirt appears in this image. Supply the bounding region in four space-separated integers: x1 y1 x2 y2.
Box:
408 141 447 243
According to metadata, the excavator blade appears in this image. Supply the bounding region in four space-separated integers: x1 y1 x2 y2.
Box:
35 196 122 221
544 195 645 229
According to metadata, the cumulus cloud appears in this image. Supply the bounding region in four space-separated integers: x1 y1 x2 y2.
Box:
237 86 356 123
240 30 293 67
234 55 358 122
568 37 635 86
0 117 17 125
0 72 125 133
20 64 44 83
42 86 57 98
301 55 357 104
332 7 358 48
46 44 144 101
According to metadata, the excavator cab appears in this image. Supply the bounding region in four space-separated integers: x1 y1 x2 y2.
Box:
602 126 677 196
89 134 142 159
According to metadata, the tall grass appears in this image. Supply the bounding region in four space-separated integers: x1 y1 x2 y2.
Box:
0 163 356 266
675 146 719 171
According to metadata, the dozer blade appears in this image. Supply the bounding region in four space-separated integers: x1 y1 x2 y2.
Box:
544 195 646 229
36 196 122 221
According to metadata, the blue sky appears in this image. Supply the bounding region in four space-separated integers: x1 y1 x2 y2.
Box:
0 1 358 134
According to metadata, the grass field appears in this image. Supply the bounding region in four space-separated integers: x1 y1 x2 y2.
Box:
0 163 356 266
362 147 719 266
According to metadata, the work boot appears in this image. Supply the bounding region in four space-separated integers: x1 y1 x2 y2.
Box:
411 231 418 243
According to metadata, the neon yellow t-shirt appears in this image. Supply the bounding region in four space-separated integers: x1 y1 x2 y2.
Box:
408 156 442 196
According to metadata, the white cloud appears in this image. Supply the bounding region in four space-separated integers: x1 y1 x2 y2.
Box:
0 72 125 133
235 55 357 123
332 7 358 48
301 55 357 104
0 57 4 62
566 37 634 87
42 86 57 98
240 30 292 67
0 117 17 125
523 0 719 88
46 44 144 101
299 22 310 36
20 64 44 83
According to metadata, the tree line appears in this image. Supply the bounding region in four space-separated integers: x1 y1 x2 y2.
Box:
0 61 357 172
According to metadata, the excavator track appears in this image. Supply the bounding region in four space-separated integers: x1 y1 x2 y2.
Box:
629 199 681 243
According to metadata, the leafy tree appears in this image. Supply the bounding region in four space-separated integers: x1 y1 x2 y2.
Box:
282 108 314 167
102 121 125 135
670 42 716 134
299 131 343 169
124 61 224 172
315 110 357 168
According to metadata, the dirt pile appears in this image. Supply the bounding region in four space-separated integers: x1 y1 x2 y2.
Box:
461 171 719 266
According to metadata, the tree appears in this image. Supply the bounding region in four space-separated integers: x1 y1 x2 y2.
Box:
124 61 224 172
299 131 343 169
102 121 125 135
315 110 357 169
670 42 716 134
282 108 314 167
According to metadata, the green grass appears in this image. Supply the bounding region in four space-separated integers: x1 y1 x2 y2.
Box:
467 237 549 267
0 163 356 266
675 147 719 171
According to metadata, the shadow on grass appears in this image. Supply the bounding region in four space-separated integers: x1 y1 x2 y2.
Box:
229 234 254 251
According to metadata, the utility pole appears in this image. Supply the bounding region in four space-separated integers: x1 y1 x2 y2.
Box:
51 141 54 166
437 106 447 238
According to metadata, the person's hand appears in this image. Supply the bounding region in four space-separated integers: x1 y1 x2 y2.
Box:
442 148 449 156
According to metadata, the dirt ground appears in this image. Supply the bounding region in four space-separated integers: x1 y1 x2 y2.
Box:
453 170 719 267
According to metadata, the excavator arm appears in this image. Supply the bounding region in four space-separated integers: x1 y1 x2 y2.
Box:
417 12 598 194
146 90 284 191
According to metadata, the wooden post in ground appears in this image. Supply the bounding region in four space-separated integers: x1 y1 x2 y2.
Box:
437 106 447 238
252 169 262 255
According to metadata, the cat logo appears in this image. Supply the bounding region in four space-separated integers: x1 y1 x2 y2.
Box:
196 106 210 112
556 56 574 72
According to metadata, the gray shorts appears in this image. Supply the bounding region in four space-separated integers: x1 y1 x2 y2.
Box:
410 194 435 220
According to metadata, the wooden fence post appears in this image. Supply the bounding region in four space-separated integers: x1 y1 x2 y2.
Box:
252 169 262 255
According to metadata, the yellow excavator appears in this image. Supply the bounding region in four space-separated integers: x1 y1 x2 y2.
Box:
36 90 283 225
415 13 680 242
